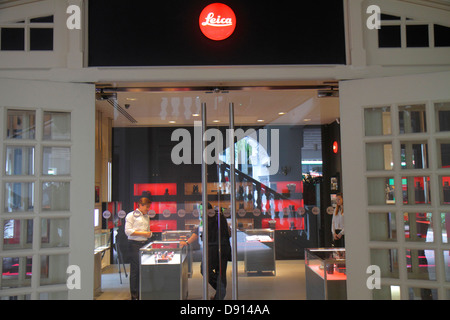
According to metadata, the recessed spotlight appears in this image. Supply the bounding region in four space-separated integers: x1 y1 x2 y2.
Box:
278 112 286 115
126 98 138 101
169 121 176 124
213 120 220 123
192 114 200 117
257 119 265 122
303 119 311 122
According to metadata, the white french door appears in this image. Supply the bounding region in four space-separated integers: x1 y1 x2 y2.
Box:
0 78 95 300
340 71 450 300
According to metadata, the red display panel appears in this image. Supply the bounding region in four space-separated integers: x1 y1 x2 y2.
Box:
272 181 303 195
134 183 177 196
261 199 303 213
150 220 177 232
133 201 177 214
261 217 305 230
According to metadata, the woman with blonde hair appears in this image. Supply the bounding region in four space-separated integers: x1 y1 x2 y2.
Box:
331 193 345 247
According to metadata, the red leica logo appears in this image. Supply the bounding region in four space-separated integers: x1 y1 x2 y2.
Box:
199 3 236 41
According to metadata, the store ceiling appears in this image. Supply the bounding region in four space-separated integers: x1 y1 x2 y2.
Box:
95 84 341 127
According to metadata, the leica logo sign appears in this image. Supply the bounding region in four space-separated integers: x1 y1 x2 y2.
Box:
202 13 233 27
199 3 236 41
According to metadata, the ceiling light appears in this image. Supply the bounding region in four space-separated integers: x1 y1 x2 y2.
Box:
193 114 200 117
304 119 311 122
278 112 286 115
169 121 176 124
126 98 137 101
213 120 220 123
257 119 265 122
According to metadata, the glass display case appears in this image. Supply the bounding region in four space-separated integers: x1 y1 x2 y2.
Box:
94 231 111 296
139 241 188 300
305 248 346 300
162 230 193 277
244 229 276 275
94 231 110 254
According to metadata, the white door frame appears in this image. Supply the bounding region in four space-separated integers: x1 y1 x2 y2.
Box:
340 71 450 300
0 78 95 300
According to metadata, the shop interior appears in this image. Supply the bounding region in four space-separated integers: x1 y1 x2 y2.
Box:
93 82 343 300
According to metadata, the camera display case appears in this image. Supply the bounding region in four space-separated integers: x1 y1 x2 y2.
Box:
244 229 276 275
139 241 188 300
162 230 193 277
305 248 346 300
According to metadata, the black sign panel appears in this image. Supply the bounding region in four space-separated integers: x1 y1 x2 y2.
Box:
88 0 346 67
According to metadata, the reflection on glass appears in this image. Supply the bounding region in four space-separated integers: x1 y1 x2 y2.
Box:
406 249 436 281
444 250 450 282
442 213 450 244
399 104 426 134
1 256 32 289
435 102 450 132
400 142 428 169
404 212 433 242
370 248 399 278
40 218 70 248
6 110 36 139
4 182 34 212
5 146 35 175
402 176 431 205
3 219 33 250
43 112 71 140
42 147 71 175
442 176 450 205
369 212 396 241
438 140 450 168
366 143 393 170
367 177 395 205
372 285 401 300
39 291 68 300
42 182 70 211
408 287 437 300
364 107 391 136
40 254 68 286
0 294 31 300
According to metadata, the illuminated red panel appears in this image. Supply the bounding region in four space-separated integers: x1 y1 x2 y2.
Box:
134 183 177 196
261 217 305 230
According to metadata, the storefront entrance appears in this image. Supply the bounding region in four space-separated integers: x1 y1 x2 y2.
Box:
95 84 341 300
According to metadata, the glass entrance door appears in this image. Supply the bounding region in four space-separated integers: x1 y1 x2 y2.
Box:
106 86 336 300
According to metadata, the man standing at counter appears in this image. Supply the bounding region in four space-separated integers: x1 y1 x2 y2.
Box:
125 197 152 300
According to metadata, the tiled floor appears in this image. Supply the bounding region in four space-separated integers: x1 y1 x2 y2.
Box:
95 260 306 300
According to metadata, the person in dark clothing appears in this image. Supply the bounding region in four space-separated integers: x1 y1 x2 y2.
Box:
181 203 231 300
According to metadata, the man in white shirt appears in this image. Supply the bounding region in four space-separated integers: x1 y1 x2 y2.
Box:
125 197 152 300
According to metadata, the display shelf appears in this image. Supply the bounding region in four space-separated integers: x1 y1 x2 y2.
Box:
261 217 304 230
134 183 177 196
